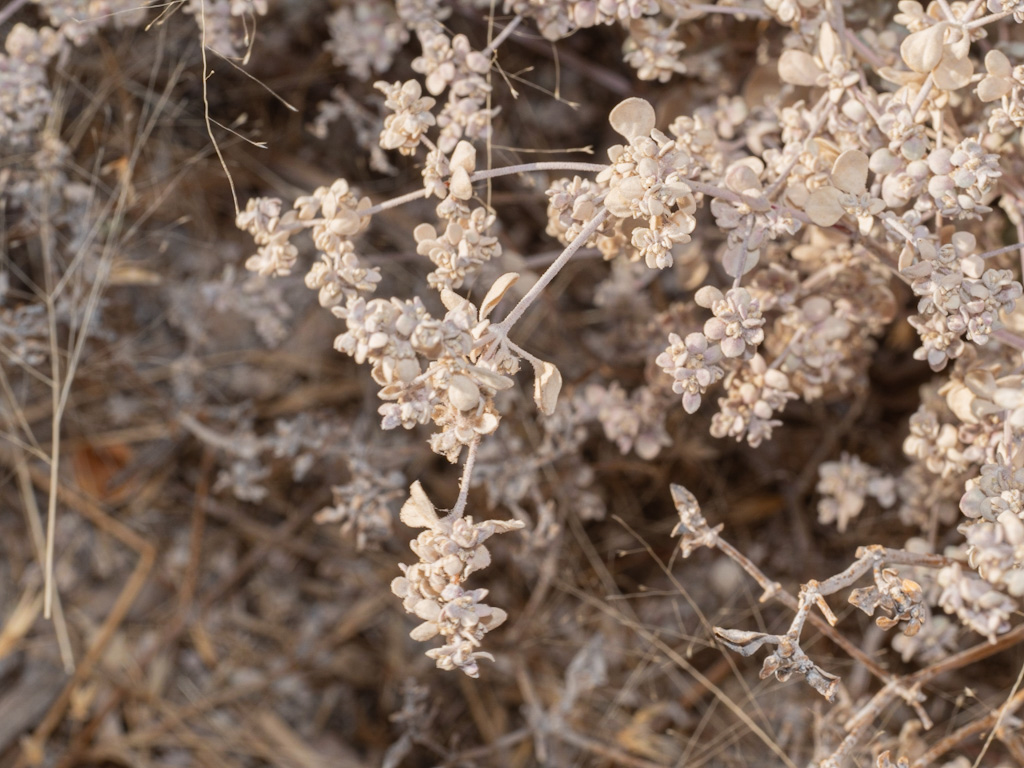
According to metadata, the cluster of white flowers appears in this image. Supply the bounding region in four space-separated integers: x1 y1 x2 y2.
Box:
315 459 406 551
391 482 524 676
236 197 300 277
0 24 63 147
903 232 1022 370
655 330 726 414
936 561 1015 641
959 462 1024 596
333 293 509 461
545 175 613 251
710 354 797 447
375 79 437 156
325 1 408 81
774 296 873 400
598 98 698 269
412 143 503 290
410 28 496 153
926 139 1002 219
504 0 657 41
816 453 896 534
903 404 972 478
579 382 670 460
711 160 798 279
622 17 687 83
238 179 376 291
14 0 1024 764
695 286 764 359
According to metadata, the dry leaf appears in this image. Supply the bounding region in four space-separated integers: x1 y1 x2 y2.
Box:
900 23 947 74
978 50 1012 102
532 360 562 415
448 374 481 411
722 246 760 278
466 365 514 391
778 49 822 87
933 50 973 91
479 272 519 320
831 149 868 195
608 97 655 140
440 286 468 312
450 140 476 172
449 166 473 200
805 186 845 227
400 481 439 528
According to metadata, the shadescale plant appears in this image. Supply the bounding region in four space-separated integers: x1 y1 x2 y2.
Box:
6 0 1024 766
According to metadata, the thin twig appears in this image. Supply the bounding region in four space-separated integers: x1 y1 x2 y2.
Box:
480 14 523 59
911 688 1024 768
562 581 800 768
360 161 608 217
494 207 609 333
451 438 480 518
0 0 30 27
